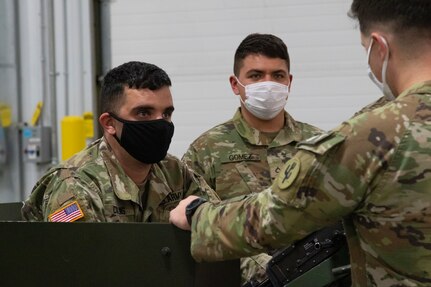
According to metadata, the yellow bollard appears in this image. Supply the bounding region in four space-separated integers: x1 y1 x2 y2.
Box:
0 103 12 127
61 116 86 161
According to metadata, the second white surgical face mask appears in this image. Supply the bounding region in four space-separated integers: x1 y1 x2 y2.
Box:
367 37 395 100
236 78 289 120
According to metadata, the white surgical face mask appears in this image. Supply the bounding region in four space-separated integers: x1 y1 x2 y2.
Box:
367 37 395 100
236 78 289 120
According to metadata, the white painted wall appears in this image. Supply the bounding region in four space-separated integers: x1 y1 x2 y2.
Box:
110 0 381 158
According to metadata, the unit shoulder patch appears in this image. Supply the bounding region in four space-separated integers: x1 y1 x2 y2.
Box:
277 158 301 190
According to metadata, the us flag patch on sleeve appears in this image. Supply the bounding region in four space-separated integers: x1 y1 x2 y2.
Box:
49 201 84 222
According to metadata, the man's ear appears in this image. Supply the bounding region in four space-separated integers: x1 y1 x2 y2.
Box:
229 75 240 95
99 113 116 135
288 74 293 92
371 33 389 61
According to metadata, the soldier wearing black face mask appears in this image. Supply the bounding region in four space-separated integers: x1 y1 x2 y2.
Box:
22 61 220 223
109 112 174 164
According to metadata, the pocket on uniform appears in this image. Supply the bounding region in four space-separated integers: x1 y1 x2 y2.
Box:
235 161 263 193
215 161 253 199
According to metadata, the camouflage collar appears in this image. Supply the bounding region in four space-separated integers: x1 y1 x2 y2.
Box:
233 108 302 147
397 80 431 100
99 137 142 206
145 162 176 204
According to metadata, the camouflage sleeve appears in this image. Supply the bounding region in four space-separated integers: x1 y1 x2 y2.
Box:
25 169 106 222
188 91 431 284
189 128 368 261
182 162 220 203
22 171 55 221
182 144 216 189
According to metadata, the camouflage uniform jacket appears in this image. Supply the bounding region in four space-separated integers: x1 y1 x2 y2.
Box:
190 81 431 286
22 137 218 223
351 95 391 118
183 108 322 200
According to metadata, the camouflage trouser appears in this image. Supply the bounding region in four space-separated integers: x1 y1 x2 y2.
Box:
240 253 272 285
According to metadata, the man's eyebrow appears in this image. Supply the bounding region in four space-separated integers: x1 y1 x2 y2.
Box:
271 69 288 74
245 69 264 75
131 105 154 112
245 69 287 75
130 105 175 113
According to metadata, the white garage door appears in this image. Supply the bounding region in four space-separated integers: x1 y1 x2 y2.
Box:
110 0 380 157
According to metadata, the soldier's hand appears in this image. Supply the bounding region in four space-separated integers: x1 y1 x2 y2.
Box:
169 195 199 230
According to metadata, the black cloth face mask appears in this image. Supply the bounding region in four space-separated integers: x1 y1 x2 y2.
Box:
109 113 175 164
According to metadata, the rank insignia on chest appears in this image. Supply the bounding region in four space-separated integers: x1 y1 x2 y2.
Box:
49 201 84 222
278 158 300 190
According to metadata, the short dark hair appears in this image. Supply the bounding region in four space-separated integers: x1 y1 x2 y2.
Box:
100 61 172 113
349 0 431 36
233 33 290 76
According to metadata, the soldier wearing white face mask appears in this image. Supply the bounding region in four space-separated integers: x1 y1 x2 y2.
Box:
236 78 290 120
171 1 431 286
367 37 395 100
182 33 323 285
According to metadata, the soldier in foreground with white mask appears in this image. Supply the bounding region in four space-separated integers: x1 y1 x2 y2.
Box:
182 33 322 284
171 1 431 286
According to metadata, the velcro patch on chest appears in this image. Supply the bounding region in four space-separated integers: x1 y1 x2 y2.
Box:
160 191 183 206
222 153 260 163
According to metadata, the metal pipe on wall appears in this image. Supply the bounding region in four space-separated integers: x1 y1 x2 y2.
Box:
41 0 58 165
99 0 111 79
13 0 24 201
62 0 69 116
91 0 112 138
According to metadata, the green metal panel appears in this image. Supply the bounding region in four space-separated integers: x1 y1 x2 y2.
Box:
0 202 23 221
0 221 240 287
0 202 352 287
